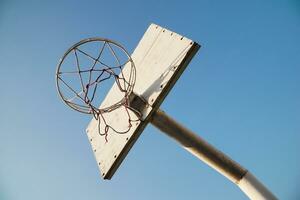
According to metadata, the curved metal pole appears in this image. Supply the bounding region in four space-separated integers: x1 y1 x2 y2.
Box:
150 109 277 200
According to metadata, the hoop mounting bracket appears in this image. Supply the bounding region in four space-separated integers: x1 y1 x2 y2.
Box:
128 92 152 121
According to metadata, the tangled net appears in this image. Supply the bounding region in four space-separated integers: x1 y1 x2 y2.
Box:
56 38 139 140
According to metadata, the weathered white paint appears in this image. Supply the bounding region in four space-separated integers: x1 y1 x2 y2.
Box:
86 23 199 179
238 172 278 200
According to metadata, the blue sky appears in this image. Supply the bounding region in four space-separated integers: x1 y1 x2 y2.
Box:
0 0 299 199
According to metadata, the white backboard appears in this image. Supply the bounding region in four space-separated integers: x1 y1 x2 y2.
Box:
86 23 200 179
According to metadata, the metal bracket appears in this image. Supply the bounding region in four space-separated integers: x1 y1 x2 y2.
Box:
128 92 152 121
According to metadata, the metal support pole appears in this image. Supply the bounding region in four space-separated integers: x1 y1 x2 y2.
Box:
150 109 277 200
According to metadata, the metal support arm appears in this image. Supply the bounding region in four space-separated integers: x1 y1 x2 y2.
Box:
150 109 277 200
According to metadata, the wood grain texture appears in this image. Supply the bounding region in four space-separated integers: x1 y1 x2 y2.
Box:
86 23 200 179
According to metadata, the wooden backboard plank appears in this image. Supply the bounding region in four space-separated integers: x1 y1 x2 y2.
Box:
86 23 200 179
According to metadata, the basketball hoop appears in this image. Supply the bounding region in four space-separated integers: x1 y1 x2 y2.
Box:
55 25 277 200
56 38 139 140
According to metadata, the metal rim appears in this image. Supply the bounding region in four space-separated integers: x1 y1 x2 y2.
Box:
55 37 136 114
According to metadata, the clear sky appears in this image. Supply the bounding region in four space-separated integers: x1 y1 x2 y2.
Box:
1 0 300 199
